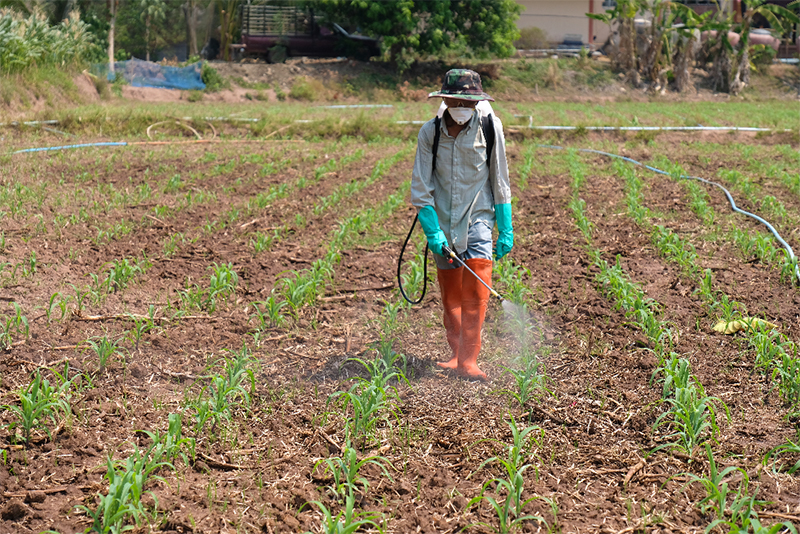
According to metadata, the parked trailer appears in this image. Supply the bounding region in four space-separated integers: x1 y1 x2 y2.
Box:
238 3 380 63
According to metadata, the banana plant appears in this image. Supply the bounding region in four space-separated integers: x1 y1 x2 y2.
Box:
730 0 799 91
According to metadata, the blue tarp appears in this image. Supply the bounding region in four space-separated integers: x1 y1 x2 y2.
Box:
92 58 205 90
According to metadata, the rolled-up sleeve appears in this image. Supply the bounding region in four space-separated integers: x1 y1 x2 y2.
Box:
490 116 511 205
410 119 436 211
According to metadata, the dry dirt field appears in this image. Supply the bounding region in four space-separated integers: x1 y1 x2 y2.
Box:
1 120 799 533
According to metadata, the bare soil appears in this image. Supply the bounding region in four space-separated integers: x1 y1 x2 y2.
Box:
1 129 799 533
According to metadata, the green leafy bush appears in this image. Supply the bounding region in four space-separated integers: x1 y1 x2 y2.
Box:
0 10 97 74
514 27 549 50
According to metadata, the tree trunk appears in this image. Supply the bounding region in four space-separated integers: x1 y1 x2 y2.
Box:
108 0 116 73
673 34 696 93
145 15 151 62
731 42 749 94
183 0 198 58
221 9 230 61
710 40 732 93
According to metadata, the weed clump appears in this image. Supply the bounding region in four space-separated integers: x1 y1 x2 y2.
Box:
290 77 320 101
201 62 229 92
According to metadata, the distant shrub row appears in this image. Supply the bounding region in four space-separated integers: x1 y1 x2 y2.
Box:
0 9 97 74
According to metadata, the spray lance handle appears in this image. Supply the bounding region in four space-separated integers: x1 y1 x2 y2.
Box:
441 244 456 264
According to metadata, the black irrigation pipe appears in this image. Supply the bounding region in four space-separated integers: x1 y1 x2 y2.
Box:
536 144 800 285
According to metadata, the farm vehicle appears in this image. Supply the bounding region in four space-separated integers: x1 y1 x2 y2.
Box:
235 3 380 63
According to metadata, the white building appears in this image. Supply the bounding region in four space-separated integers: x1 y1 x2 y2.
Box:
516 1 614 47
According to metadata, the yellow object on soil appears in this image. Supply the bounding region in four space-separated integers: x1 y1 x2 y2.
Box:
713 318 779 335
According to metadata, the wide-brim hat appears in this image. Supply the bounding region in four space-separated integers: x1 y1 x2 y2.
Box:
427 68 495 102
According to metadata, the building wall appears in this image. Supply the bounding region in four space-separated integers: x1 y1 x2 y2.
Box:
517 1 612 47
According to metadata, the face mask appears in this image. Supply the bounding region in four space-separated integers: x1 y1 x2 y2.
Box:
448 107 474 125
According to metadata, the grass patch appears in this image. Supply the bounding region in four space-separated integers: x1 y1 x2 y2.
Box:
0 66 81 108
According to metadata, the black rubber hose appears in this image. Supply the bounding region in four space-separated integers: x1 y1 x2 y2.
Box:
397 214 430 305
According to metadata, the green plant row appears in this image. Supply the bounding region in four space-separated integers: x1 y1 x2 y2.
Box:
615 157 800 531
567 154 730 461
649 156 798 285
618 159 800 411
251 175 412 339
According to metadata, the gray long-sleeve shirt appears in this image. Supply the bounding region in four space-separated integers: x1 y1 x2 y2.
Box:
410 110 511 255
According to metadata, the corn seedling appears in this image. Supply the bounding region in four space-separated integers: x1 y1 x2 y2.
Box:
0 303 29 346
162 232 186 257
86 334 121 371
651 225 698 272
566 149 587 192
251 296 287 330
250 229 280 254
3 370 73 444
568 196 594 243
45 292 70 323
330 381 396 450
139 413 195 467
685 181 716 225
500 360 549 409
78 444 172 534
104 256 150 293
729 227 784 266
711 294 745 323
652 383 729 456
313 445 392 503
771 353 800 407
766 439 800 475
516 145 535 191
128 314 153 352
681 444 751 521
652 353 692 398
695 269 717 306
468 417 546 534
279 259 333 318
398 251 425 308
191 350 254 435
207 262 238 311
302 493 381 534
495 258 532 305
781 255 799 286
163 173 183 193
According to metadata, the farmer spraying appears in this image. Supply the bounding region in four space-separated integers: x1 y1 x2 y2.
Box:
410 69 513 381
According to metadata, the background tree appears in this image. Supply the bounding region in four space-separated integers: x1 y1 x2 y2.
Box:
140 0 166 61
588 0 640 84
183 0 201 58
729 0 799 93
672 7 710 92
107 0 117 71
0 0 77 23
310 0 522 71
217 0 239 62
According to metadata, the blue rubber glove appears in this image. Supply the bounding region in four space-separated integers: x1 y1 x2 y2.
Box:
494 203 514 260
417 206 448 257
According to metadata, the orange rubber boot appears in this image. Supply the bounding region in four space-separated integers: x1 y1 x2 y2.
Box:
436 266 463 370
457 258 492 381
